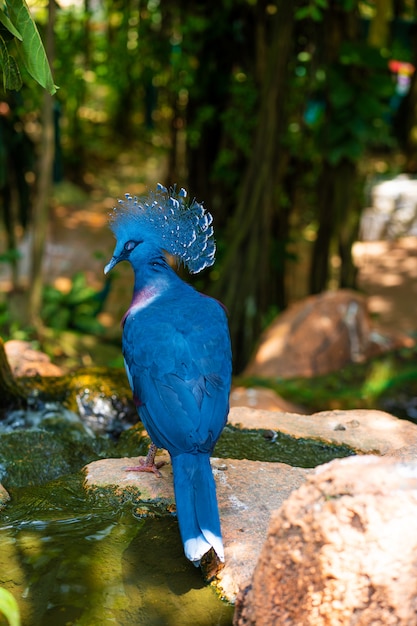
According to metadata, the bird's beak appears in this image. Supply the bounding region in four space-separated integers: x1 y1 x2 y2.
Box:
104 255 119 275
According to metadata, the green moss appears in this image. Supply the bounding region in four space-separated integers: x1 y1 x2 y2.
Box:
0 431 98 489
18 367 133 411
215 425 356 468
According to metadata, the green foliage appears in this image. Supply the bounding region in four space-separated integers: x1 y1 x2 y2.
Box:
0 587 20 626
0 0 56 93
322 43 395 165
0 272 105 341
242 346 417 417
0 249 20 264
295 0 328 22
212 71 258 188
42 273 104 335
0 35 21 90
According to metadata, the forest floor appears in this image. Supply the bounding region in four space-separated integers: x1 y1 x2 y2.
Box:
352 236 417 338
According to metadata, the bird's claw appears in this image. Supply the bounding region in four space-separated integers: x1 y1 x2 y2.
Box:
124 459 166 477
124 442 165 476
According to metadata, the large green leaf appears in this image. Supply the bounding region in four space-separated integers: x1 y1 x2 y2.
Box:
0 34 22 90
0 8 22 40
0 587 21 626
5 0 56 94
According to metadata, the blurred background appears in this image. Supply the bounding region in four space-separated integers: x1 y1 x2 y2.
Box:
1 0 417 375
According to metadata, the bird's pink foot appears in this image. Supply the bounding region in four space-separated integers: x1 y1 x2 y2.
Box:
124 443 166 477
124 460 166 476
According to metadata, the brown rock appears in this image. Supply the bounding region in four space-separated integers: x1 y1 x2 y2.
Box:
229 406 417 456
230 386 307 413
386 442 417 462
83 452 174 504
215 459 310 601
83 408 417 604
244 289 413 379
4 340 64 377
83 454 310 602
233 455 417 626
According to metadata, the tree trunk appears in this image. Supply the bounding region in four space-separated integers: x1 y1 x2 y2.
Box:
211 3 295 372
309 2 361 294
368 0 393 48
310 159 358 293
27 0 56 328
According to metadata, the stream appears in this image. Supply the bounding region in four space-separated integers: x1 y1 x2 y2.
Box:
0 374 358 626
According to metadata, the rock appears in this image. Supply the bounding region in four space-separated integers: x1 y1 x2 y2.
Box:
4 340 64 377
385 441 417 462
233 455 417 626
83 407 417 603
360 176 417 240
215 459 310 602
244 289 413 379
228 406 417 456
230 386 307 413
83 454 310 602
83 452 174 505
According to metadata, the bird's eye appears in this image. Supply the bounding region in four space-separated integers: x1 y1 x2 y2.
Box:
124 240 137 252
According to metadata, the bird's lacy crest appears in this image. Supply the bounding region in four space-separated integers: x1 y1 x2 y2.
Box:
109 183 216 274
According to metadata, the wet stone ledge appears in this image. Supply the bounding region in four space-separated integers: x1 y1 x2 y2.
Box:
82 407 417 602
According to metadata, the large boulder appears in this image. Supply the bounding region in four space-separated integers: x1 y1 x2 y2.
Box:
244 289 413 379
233 455 417 625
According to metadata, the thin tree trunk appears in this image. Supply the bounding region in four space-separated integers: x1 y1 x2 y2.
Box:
309 2 360 294
367 0 393 48
211 2 295 372
310 159 357 293
28 0 55 328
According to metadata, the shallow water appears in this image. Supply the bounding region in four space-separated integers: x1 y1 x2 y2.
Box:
0 400 357 625
0 475 234 626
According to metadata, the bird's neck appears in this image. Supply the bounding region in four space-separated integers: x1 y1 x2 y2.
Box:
121 257 178 326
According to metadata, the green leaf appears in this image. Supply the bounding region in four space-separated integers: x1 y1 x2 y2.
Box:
295 6 313 20
310 6 323 21
0 9 22 40
0 587 21 626
327 139 362 166
0 34 22 90
5 0 56 94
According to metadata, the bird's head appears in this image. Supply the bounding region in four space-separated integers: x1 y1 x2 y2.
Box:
104 183 215 276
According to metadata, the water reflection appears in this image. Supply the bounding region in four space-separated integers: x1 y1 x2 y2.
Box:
0 475 233 626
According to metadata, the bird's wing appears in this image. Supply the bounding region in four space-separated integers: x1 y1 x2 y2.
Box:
122 293 231 456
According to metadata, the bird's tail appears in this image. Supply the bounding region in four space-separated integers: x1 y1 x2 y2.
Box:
171 452 224 566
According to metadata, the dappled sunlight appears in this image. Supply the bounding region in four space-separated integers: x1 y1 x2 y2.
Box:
353 236 417 333
53 205 109 230
378 272 403 287
366 295 393 315
253 322 289 366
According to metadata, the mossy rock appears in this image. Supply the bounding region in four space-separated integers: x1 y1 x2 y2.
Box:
0 430 99 489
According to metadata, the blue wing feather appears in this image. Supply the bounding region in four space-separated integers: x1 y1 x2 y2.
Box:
122 283 231 457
